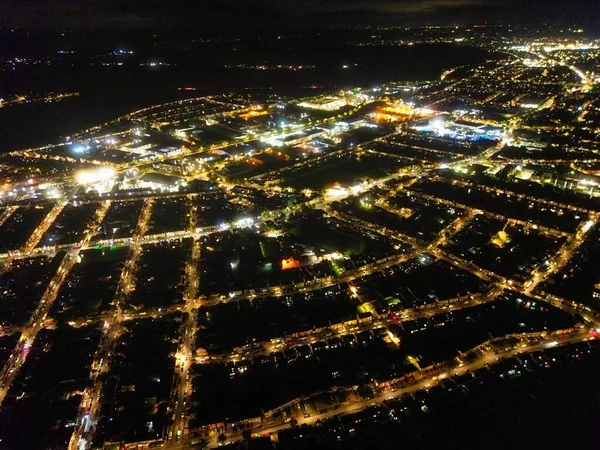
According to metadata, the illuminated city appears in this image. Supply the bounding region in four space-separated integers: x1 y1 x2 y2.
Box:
1 12 600 450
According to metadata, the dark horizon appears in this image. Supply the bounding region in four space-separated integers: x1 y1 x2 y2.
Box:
2 0 600 31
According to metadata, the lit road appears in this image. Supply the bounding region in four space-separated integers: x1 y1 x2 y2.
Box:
0 206 18 229
166 198 202 445
200 328 594 448
448 177 595 215
0 62 599 450
434 247 600 328
20 200 68 254
0 225 223 263
404 189 572 240
68 198 154 450
524 215 596 294
115 101 369 177
200 287 503 365
202 208 477 307
0 200 112 407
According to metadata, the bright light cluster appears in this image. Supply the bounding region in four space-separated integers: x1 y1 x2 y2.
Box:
75 167 116 185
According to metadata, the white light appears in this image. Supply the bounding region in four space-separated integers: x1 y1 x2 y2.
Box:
326 186 347 197
583 220 595 233
431 117 446 134
234 218 254 228
75 167 116 185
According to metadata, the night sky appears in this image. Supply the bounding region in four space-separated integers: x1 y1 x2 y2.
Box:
1 0 599 30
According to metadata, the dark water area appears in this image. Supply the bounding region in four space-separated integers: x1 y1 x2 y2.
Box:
0 42 498 152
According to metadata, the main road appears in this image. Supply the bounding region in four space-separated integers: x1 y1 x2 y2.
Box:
197 328 594 448
166 198 202 444
0 200 112 406
68 198 154 450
